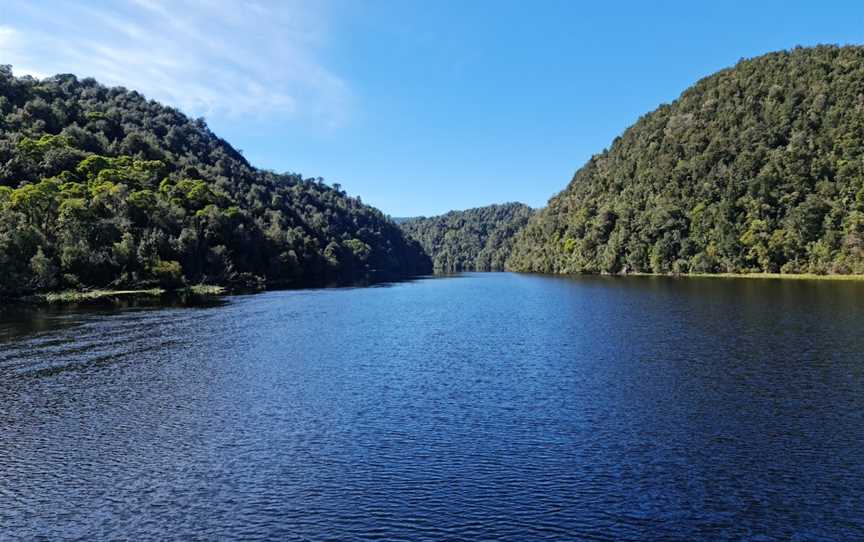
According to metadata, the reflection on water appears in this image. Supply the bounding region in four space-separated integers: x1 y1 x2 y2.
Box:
1 273 863 540
0 294 227 344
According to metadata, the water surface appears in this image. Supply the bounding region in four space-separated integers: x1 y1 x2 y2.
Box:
2 273 863 540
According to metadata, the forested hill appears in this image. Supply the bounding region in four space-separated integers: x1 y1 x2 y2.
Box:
0 67 431 297
508 45 864 276
401 203 534 272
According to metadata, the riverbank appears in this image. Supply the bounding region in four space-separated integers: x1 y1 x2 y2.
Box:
624 272 864 281
3 273 431 307
28 285 226 305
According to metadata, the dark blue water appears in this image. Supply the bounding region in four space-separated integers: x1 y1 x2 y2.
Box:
1 273 863 540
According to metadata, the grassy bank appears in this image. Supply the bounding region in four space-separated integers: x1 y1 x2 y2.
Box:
35 285 226 305
41 288 165 304
624 272 864 281
182 284 227 296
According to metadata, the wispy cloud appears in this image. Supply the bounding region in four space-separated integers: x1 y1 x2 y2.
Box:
0 0 349 125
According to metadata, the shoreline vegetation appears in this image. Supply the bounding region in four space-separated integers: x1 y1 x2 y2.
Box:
622 272 864 281
16 271 864 307
27 284 226 305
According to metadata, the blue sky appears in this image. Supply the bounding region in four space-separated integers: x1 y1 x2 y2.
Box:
2 1 863 216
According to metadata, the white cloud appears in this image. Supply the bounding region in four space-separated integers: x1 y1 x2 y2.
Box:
0 0 349 125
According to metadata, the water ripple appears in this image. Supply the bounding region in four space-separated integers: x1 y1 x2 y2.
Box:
1 274 863 540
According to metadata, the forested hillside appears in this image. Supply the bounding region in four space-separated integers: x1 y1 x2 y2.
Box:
508 45 864 275
0 67 430 297
401 203 534 272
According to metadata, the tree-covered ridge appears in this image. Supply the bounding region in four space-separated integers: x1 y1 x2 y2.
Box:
401 203 534 272
0 67 430 297
508 45 864 276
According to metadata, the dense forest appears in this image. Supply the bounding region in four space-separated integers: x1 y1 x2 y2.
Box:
401 203 534 272
6 44 863 298
508 45 864 275
0 67 430 297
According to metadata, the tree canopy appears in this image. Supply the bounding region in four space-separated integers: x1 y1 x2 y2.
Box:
401 203 534 272
0 67 430 297
508 45 864 276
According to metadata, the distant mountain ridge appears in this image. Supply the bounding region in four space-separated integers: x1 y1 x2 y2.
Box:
401 203 534 272
508 45 864 276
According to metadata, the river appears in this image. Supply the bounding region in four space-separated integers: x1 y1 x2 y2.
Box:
1 273 863 540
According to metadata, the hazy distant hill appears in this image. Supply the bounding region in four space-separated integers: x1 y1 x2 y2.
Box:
508 45 864 276
401 203 534 272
